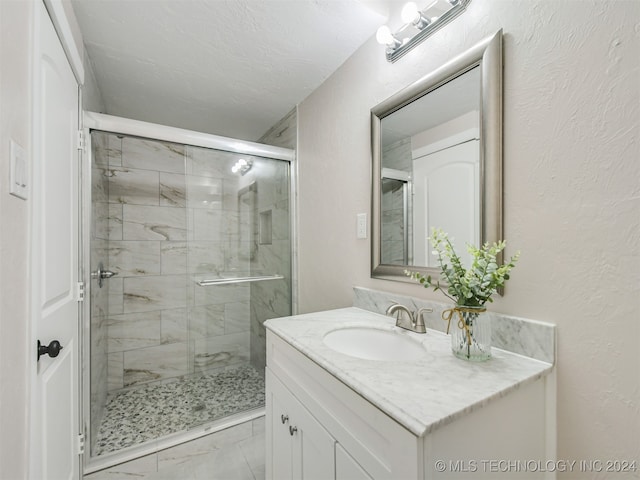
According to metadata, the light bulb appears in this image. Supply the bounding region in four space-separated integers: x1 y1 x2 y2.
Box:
376 25 393 45
402 1 430 29
401 2 420 24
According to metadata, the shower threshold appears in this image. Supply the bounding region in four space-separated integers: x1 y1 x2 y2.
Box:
92 363 265 457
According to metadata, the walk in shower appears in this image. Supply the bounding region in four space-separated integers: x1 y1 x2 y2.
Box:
83 113 293 469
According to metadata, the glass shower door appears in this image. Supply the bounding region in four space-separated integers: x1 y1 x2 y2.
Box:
87 131 291 459
184 146 292 429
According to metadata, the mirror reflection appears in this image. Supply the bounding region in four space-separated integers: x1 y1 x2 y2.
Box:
380 66 480 268
371 30 502 284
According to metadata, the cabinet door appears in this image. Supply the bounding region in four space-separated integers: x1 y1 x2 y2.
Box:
336 444 373 480
271 392 294 480
267 368 336 480
267 368 295 480
292 399 336 480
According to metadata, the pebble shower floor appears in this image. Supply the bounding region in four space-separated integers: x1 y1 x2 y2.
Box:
93 364 265 456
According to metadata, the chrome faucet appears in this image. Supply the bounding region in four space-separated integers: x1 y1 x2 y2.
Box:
385 303 432 334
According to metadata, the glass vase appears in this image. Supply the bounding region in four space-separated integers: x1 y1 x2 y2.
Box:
449 306 492 361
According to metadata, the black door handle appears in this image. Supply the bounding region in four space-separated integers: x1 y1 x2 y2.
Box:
38 340 63 361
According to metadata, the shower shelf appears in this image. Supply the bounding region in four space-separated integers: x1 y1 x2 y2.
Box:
196 274 284 286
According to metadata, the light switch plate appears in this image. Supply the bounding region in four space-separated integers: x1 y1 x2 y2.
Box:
357 213 367 239
10 139 28 200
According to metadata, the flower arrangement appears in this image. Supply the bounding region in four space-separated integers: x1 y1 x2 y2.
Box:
406 228 520 307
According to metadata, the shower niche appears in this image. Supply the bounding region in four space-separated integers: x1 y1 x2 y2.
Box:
86 128 292 464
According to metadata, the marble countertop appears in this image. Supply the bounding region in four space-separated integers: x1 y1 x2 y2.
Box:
264 307 554 438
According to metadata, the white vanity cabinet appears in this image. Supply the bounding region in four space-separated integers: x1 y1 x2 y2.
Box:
265 317 555 480
267 367 376 480
266 331 418 480
266 368 336 480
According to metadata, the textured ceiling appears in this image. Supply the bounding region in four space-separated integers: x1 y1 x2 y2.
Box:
71 0 388 141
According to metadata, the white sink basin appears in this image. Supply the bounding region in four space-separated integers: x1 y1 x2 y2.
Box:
323 327 426 361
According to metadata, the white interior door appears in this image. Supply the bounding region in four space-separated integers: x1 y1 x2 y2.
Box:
30 3 81 479
413 139 479 267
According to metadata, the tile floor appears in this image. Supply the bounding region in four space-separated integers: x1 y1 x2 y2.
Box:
85 417 265 480
148 430 264 480
94 364 265 455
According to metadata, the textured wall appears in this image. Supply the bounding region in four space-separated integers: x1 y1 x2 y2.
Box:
297 0 639 473
83 51 105 113
0 2 32 478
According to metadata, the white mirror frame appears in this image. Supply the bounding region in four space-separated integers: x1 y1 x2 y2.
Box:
371 29 503 283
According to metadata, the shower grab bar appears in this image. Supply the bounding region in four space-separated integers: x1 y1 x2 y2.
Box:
196 274 284 286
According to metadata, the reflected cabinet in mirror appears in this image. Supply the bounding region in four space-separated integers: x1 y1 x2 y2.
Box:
371 30 502 283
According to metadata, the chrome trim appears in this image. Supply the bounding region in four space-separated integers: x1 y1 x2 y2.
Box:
196 274 284 287
83 111 295 162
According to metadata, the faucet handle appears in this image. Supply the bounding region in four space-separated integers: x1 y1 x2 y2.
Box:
414 307 432 333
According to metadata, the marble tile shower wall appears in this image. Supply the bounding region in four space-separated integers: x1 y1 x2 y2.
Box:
248 160 292 375
250 109 295 375
95 133 253 393
90 132 111 448
381 137 412 264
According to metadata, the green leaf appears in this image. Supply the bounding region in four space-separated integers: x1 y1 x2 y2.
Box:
405 229 519 305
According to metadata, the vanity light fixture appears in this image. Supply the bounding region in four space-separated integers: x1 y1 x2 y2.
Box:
401 2 431 29
231 158 252 175
376 0 471 62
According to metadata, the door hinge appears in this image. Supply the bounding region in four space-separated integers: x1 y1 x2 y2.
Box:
77 282 85 302
77 130 85 151
77 432 85 455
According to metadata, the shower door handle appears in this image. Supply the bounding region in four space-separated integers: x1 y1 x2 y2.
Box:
91 262 118 288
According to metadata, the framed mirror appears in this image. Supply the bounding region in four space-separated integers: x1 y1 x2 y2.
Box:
371 30 502 283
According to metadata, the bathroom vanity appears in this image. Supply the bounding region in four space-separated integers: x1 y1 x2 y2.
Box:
265 307 555 480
